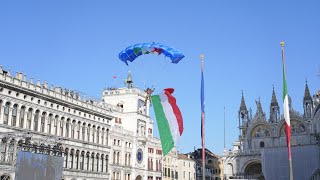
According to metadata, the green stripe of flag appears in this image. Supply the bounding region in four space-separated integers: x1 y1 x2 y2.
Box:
283 65 288 100
152 95 174 156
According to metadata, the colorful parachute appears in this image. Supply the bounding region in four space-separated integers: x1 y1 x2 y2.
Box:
118 43 185 65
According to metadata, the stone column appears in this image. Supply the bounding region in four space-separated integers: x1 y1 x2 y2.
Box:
68 122 71 138
87 127 91 142
22 110 27 129
0 103 4 124
78 123 82 140
43 115 48 133
56 118 60 136
7 106 13 126
16 109 21 128
50 117 54 134
101 130 105 146
83 125 87 141
37 114 42 132
62 121 66 137
29 110 34 130
92 128 96 144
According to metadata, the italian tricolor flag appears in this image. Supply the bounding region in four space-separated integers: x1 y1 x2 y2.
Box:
152 88 184 156
281 41 293 179
283 62 291 152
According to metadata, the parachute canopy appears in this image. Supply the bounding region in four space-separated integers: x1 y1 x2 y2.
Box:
118 42 185 65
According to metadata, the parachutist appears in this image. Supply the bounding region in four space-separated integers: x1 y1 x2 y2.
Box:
144 88 155 106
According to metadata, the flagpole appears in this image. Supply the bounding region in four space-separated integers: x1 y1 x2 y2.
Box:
281 41 294 180
224 106 226 150
200 54 206 180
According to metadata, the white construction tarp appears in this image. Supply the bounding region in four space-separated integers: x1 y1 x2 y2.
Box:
261 145 320 180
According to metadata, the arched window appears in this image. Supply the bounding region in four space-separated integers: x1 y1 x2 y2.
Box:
125 153 127 166
0 138 7 161
106 155 109 172
101 129 104 145
117 152 120 164
128 154 131 166
54 115 59 135
260 141 265 148
11 104 18 126
101 154 104 172
64 149 69 168
48 114 53 134
87 125 90 142
65 120 70 138
40 112 46 132
91 153 95 171
8 139 14 162
3 102 10 125
71 121 75 139
96 154 99 172
227 163 234 175
26 108 32 129
34 110 40 131
86 152 90 171
19 106 26 128
70 149 74 169
60 118 64 136
80 151 85 170
91 127 95 143
97 128 100 144
77 122 80 139
113 151 116 164
82 124 86 141
75 151 79 169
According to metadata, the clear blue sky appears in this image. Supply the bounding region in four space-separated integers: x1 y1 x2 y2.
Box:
1 1 320 155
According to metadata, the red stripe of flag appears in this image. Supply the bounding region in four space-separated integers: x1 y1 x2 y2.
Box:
164 88 184 135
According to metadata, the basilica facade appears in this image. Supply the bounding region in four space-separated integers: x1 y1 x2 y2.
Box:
0 66 162 180
222 83 320 179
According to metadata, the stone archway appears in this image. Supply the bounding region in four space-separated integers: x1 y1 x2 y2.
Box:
244 161 264 180
135 175 142 180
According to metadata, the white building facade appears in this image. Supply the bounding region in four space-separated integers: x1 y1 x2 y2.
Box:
0 67 162 180
177 154 196 180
